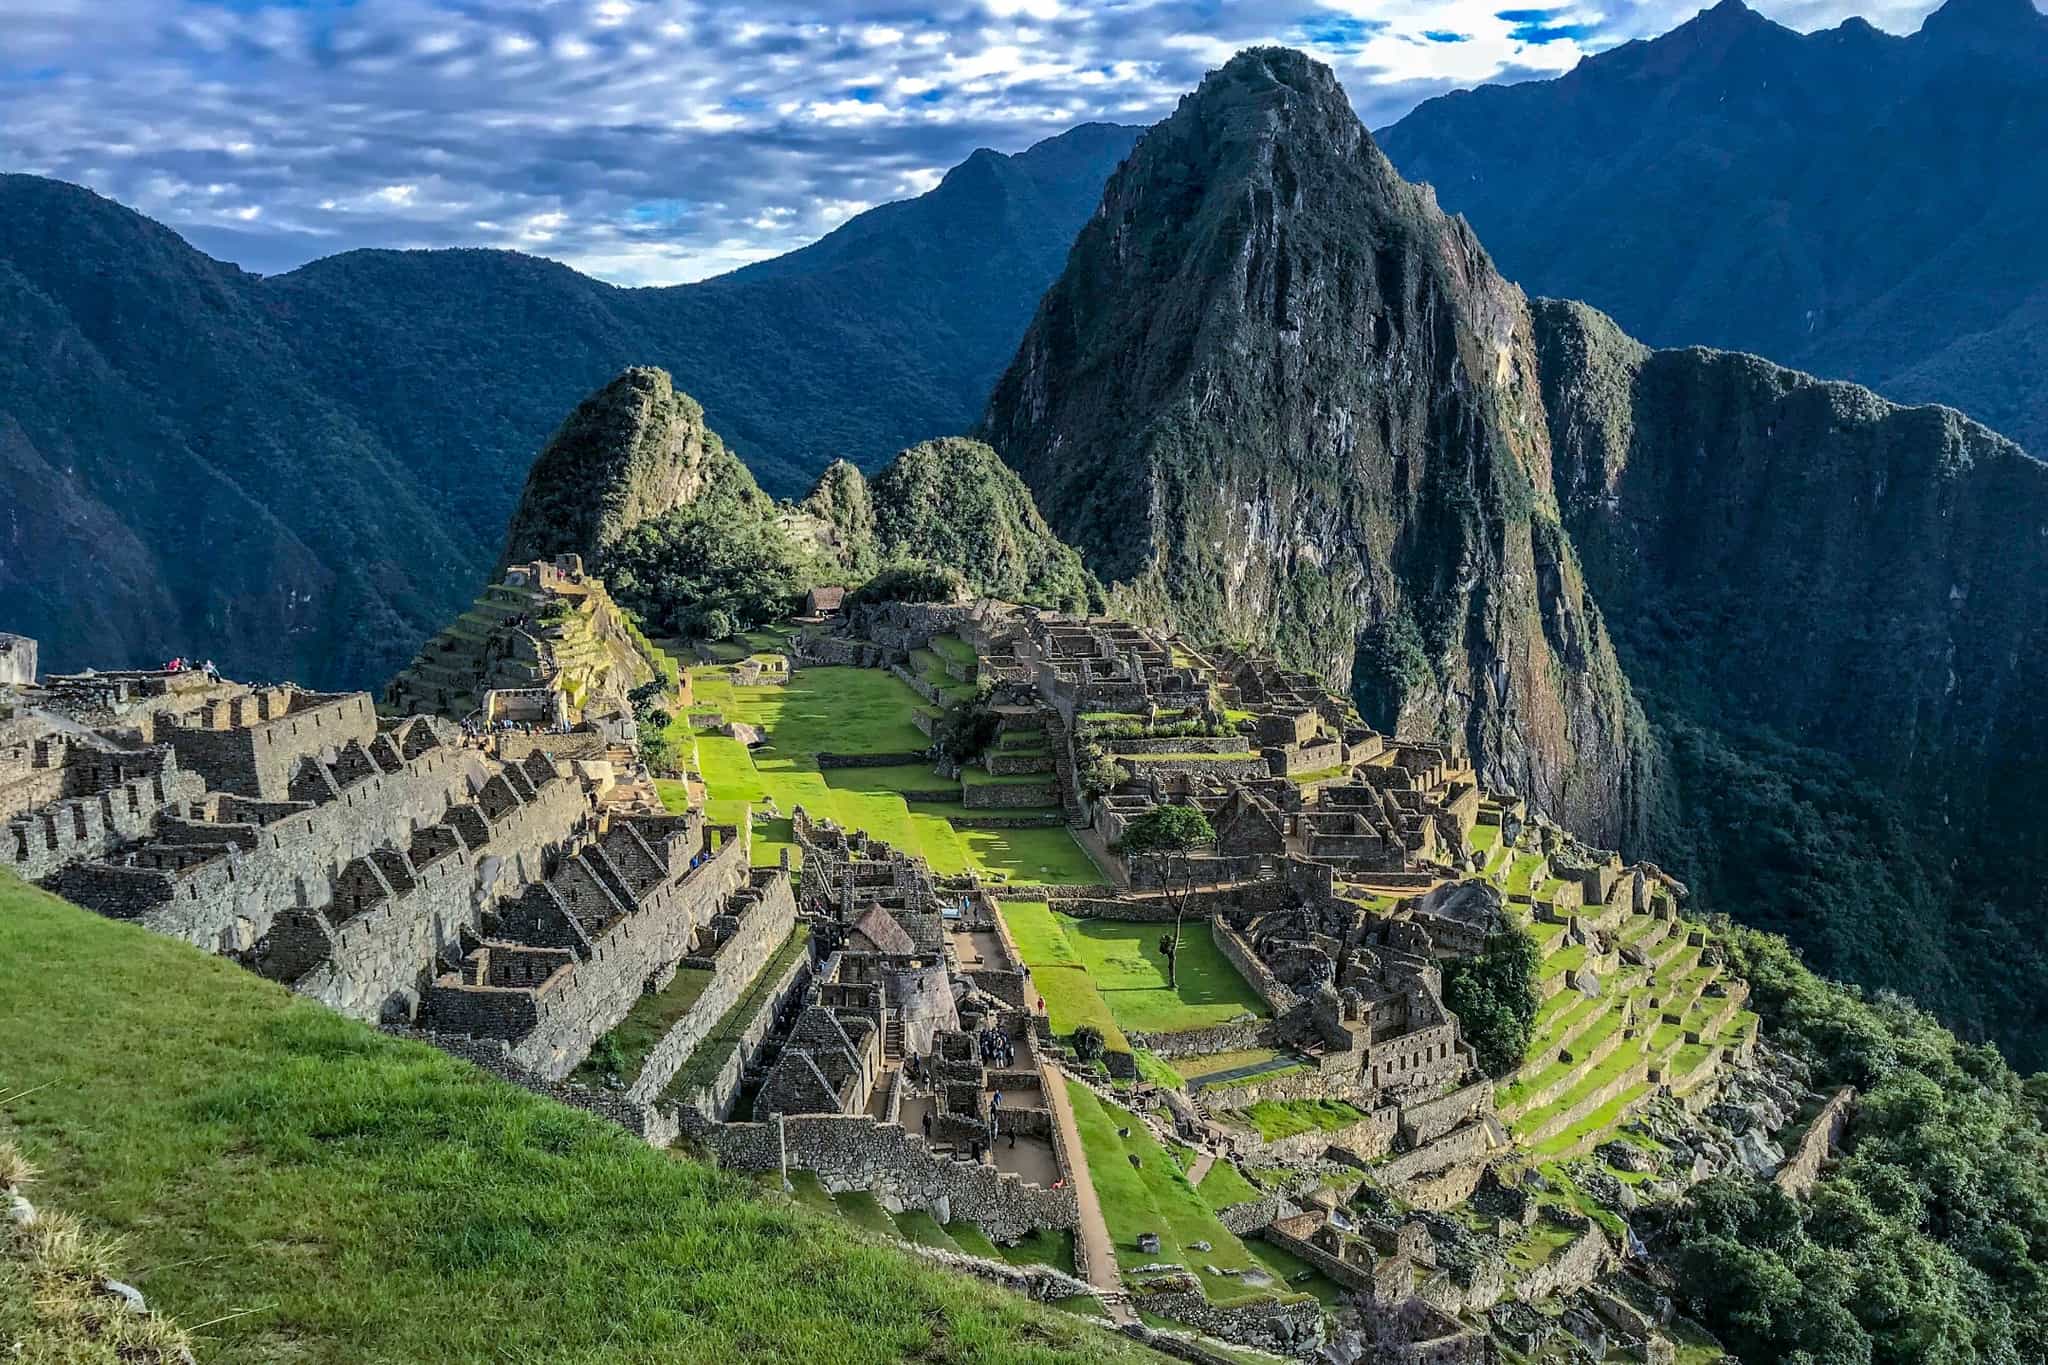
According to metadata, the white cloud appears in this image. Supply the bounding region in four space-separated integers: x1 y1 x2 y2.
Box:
0 0 1966 286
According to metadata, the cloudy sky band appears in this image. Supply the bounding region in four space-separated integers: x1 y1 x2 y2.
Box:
0 0 1958 284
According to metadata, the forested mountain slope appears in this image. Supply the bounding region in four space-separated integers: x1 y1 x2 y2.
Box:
0 122 1139 686
1379 0 2048 456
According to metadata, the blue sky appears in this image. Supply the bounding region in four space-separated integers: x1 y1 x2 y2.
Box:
0 0 1966 285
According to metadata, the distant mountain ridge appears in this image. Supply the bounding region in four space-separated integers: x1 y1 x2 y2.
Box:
1379 0 2048 457
0 121 1140 686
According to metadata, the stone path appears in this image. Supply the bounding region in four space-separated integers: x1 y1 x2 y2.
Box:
1185 1150 1217 1187
1187 1052 1308 1091
1040 1061 1134 1324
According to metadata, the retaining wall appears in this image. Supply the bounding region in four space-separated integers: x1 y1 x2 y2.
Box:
625 876 799 1103
697 1114 1077 1243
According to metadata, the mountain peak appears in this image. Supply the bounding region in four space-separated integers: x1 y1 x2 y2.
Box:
498 366 759 571
1681 0 1777 40
982 45 1646 839
1920 0 2048 40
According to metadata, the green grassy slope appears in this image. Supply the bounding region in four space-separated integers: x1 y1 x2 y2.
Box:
0 872 1153 1365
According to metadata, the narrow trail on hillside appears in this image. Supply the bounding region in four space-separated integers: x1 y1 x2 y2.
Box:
1040 1062 1134 1324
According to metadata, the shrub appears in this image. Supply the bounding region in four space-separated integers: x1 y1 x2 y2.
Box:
1440 922 1539 1077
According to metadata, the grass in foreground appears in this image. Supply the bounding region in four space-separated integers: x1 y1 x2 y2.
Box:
0 874 1152 1365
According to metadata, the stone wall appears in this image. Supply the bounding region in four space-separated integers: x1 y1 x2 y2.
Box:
1096 736 1251 755
898 1242 1094 1304
1135 1283 1323 1357
1120 756 1273 784
1775 1086 1856 1198
1260 1222 1376 1294
60 738 491 956
817 751 929 769
696 1113 1077 1243
1401 1160 1486 1213
1212 914 1296 1013
1225 1105 1399 1165
1398 1080 1495 1147
9 757 205 883
1127 1018 1274 1059
1380 1119 1494 1184
961 778 1060 809
626 874 799 1103
1513 1224 1614 1303
505 833 754 1080
678 930 816 1122
1274 739 1345 776
162 691 377 800
1216 1191 1305 1236
291 770 588 1021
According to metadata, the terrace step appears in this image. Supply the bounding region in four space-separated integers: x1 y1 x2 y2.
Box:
1187 1053 1306 1092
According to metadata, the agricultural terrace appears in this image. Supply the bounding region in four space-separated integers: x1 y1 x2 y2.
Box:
1456 803 1760 1258
673 650 1100 887
1061 1080 1340 1307
0 872 1150 1365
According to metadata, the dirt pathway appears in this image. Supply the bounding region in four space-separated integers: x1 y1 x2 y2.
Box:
1040 1062 1133 1322
1185 1150 1216 1187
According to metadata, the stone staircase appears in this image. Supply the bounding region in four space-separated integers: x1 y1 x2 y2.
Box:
1041 708 1089 827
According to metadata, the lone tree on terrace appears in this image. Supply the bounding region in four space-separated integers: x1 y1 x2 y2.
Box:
1115 803 1216 989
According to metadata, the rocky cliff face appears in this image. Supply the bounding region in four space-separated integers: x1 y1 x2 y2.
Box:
1536 298 2048 1058
1379 0 2048 459
499 367 760 570
981 48 1651 843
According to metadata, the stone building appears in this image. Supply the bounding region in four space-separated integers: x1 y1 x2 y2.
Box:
0 634 36 688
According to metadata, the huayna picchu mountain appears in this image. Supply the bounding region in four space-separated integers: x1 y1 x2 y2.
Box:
982 47 1653 849
982 46 2048 1067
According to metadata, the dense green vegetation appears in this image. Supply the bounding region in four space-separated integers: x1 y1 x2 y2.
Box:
1652 924 2048 1365
604 472 821 637
1380 0 2048 458
862 438 1098 615
0 872 1150 1364
0 124 1140 687
541 403 1097 641
1441 922 1541 1077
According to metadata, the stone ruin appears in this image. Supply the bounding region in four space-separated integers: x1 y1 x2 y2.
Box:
0 634 36 688
386 555 675 750
0 653 790 1113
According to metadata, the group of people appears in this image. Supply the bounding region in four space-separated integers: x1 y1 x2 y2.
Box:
161 657 220 681
909 1026 1023 1162
978 1027 1017 1070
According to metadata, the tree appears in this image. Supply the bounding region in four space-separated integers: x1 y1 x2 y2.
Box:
1077 743 1130 799
1114 804 1216 989
1440 922 1540 1076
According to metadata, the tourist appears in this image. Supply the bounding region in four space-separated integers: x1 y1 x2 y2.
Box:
921 1111 932 1140
991 1090 1002 1111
